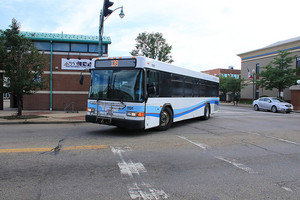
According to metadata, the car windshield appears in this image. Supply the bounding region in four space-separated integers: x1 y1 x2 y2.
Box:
271 98 285 103
88 69 144 102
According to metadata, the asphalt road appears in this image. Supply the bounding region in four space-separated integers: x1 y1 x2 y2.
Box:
0 105 299 200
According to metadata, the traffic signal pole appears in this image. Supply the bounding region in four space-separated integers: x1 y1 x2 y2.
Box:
98 0 124 57
98 9 104 57
99 0 114 57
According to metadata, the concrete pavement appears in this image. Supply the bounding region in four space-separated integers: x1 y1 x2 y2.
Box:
0 109 86 125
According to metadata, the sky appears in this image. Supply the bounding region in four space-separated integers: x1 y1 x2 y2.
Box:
1 0 300 72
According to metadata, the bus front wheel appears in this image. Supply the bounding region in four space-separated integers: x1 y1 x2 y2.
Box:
157 107 173 131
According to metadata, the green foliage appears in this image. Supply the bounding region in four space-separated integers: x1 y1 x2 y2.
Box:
130 32 174 63
0 19 46 116
219 75 245 94
258 50 300 97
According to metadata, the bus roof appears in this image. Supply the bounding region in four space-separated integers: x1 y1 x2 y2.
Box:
93 56 219 83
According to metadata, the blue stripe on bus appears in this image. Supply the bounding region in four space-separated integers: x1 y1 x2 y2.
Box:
174 103 206 118
174 99 217 118
145 113 160 117
145 99 219 118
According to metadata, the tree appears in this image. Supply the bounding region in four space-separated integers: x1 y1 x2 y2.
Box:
257 50 300 98
130 32 174 63
219 75 245 103
0 19 46 116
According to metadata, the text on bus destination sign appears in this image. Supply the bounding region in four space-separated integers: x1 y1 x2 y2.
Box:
95 58 136 68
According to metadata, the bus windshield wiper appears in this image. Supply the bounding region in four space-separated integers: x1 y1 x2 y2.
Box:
112 75 116 97
107 75 111 98
119 97 126 109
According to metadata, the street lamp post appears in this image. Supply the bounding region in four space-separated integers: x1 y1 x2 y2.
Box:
99 0 124 57
252 69 255 101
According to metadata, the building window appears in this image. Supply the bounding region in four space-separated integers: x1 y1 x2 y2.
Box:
296 57 300 69
71 43 88 52
256 63 260 74
53 42 70 52
33 41 51 51
89 44 98 53
102 44 107 54
88 44 107 54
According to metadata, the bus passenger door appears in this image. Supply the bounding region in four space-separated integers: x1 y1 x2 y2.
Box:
145 70 161 129
145 100 162 129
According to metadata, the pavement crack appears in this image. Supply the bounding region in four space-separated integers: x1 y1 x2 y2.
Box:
242 141 285 155
39 138 65 155
50 144 62 155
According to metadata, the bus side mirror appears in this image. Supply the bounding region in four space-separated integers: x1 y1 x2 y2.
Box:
147 84 156 95
79 72 84 85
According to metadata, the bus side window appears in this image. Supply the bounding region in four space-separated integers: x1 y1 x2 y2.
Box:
184 77 193 97
159 72 171 97
147 70 159 97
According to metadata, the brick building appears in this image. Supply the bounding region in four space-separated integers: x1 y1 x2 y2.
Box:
202 67 241 102
0 31 111 111
201 68 241 79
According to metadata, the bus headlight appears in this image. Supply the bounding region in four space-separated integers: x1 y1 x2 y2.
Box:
126 111 145 117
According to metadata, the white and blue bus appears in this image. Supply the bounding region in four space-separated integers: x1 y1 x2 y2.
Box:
85 56 219 130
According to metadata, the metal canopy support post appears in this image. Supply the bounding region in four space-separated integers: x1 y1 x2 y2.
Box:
50 40 53 111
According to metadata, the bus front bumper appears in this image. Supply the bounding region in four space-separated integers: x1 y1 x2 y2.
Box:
85 115 145 129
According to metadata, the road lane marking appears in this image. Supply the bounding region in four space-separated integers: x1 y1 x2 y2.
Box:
0 148 53 153
264 135 300 146
250 132 300 146
177 135 210 150
118 161 147 178
0 145 108 153
111 146 169 200
128 182 169 200
282 186 293 192
177 135 260 175
62 145 108 150
215 156 257 174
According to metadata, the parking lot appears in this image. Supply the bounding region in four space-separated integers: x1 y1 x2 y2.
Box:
0 105 299 200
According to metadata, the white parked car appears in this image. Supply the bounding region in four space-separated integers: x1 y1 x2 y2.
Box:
252 97 293 113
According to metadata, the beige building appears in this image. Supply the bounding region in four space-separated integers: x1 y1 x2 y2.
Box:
238 37 300 101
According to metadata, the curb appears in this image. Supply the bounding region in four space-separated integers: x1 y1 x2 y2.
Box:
0 120 86 125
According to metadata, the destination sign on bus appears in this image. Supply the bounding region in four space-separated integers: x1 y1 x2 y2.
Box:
95 58 136 68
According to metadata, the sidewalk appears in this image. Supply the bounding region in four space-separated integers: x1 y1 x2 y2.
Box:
0 109 86 125
220 102 252 108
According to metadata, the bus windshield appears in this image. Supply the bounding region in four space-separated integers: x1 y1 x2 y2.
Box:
88 69 144 102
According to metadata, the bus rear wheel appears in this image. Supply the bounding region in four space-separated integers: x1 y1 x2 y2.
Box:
157 107 173 131
202 104 210 120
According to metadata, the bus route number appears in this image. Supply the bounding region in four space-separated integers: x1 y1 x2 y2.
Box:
111 60 119 67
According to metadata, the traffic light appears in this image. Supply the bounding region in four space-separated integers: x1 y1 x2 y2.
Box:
103 0 114 17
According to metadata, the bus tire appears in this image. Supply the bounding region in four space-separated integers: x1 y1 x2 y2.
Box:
202 104 210 120
157 107 173 131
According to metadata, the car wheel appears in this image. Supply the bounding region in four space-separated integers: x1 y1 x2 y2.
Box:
202 104 210 120
157 107 173 131
271 106 277 113
254 104 259 111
